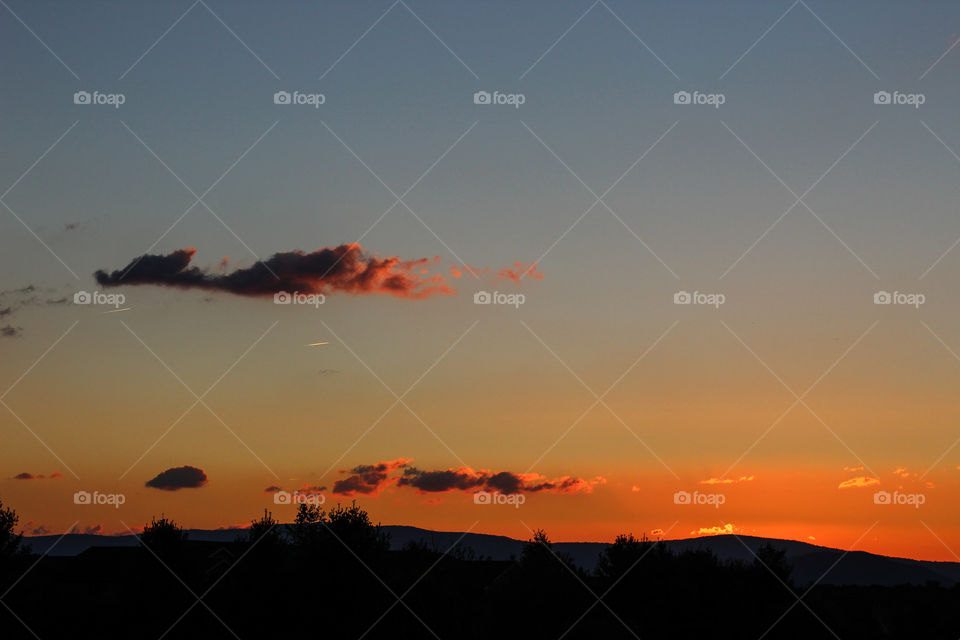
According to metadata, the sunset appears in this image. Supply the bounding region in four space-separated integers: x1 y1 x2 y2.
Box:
2 1 960 637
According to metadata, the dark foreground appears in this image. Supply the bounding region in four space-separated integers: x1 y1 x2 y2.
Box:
2 505 958 639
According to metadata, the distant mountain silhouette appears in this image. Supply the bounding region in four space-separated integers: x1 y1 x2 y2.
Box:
22 526 960 587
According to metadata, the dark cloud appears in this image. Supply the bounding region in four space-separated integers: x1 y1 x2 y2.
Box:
332 459 411 496
0 285 36 297
398 467 485 493
0 307 12 317
332 459 604 497
145 465 208 491
263 485 282 493
1 325 22 338
73 524 103 535
94 244 455 299
13 471 62 480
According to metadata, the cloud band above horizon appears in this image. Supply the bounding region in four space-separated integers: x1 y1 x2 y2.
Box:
94 244 454 299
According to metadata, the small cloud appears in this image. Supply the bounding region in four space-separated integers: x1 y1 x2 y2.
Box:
1 325 22 338
838 476 880 489
808 536 816 541
631 485 641 492
11 471 61 480
892 467 912 479
263 485 282 493
843 464 864 472
699 475 754 485
497 262 543 284
75 524 103 535
145 465 208 491
690 524 739 536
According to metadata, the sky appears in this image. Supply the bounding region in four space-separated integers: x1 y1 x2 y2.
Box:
2 0 960 561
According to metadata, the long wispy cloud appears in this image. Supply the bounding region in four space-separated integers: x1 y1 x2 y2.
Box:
95 244 455 299
331 458 604 497
95 244 543 300
838 476 880 489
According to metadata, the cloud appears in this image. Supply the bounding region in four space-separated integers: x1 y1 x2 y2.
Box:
12 471 61 480
690 524 740 536
0 285 73 338
94 244 455 300
838 476 880 489
1 325 22 338
332 458 412 496
699 475 754 485
263 485 282 493
450 262 544 284
496 262 543 284
843 464 864 472
74 524 103 535
332 458 604 497
145 465 208 491
892 467 913 479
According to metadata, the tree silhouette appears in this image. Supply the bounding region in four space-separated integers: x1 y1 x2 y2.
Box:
0 498 22 560
246 509 283 548
139 513 187 558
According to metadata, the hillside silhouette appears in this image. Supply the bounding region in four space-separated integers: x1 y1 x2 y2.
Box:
1 498 959 639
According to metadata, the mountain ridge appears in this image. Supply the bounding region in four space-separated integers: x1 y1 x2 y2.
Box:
20 525 960 587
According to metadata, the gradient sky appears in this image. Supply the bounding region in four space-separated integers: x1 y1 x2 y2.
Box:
3 0 960 561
